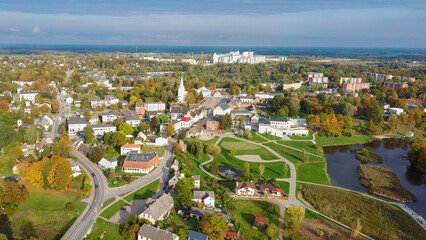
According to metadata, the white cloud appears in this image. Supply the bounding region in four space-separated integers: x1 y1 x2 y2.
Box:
9 28 19 32
33 26 39 33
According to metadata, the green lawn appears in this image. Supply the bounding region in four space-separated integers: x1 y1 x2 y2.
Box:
276 181 290 195
276 141 323 156
124 179 159 202
258 133 282 141
85 218 123 240
297 162 330 185
264 142 317 164
102 197 116 210
300 184 426 240
100 200 127 219
201 136 220 146
315 135 371 147
7 188 87 240
163 212 199 232
187 153 211 178
108 176 136 188
77 94 99 99
227 200 280 240
220 137 278 160
104 148 120 160
141 145 166 158
211 149 290 178
287 133 314 140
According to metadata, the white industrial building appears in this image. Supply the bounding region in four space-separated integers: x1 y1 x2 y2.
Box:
213 51 266 64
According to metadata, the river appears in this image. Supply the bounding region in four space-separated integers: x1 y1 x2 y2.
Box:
324 138 426 218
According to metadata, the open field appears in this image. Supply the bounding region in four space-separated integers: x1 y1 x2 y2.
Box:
300 184 426 240
163 212 198 232
287 133 314 140
77 94 99 99
211 150 290 178
141 145 165 158
220 137 278 160
123 179 159 202
6 186 87 240
316 135 371 147
276 140 323 156
258 133 282 141
100 200 127 219
238 131 269 143
227 200 280 240
187 153 211 178
276 181 290 195
85 218 124 240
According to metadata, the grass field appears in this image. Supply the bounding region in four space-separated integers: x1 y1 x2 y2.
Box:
300 184 426 240
276 181 290 195
100 200 127 219
141 145 166 158
287 133 314 140
77 94 99 99
316 135 371 147
187 153 211 178
85 218 124 240
102 197 116 210
163 212 198 232
220 137 278 160
201 136 220 146
123 179 159 202
7 186 87 240
265 142 329 184
258 133 282 141
276 140 323 156
227 200 280 240
211 149 290 178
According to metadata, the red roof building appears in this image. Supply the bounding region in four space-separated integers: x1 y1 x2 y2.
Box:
255 216 267 226
122 152 159 174
225 231 239 238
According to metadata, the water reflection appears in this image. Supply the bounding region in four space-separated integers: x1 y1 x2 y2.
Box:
324 138 426 218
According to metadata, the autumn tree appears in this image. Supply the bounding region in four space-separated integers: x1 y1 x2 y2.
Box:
165 123 175 137
185 91 197 104
243 162 250 177
387 114 399 131
286 206 305 232
199 214 228 240
0 182 29 214
83 111 91 122
351 218 363 238
81 98 90 109
0 100 10 112
206 144 221 156
259 164 265 176
47 155 72 190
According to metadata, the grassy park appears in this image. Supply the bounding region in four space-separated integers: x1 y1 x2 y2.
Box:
99 200 127 219
315 134 371 147
300 184 426 240
220 137 278 160
6 186 87 240
85 218 124 240
276 140 323 156
141 145 166 158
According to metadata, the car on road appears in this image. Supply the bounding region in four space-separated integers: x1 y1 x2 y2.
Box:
91 173 95 176
95 185 98 188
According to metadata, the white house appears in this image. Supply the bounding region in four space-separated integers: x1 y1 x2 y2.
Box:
97 158 118 170
69 161 82 177
196 87 211 97
235 182 256 196
258 124 283 138
155 137 168 146
193 175 200 189
68 116 88 136
192 191 215 208
91 124 116 138
19 91 40 103
120 143 141 155
138 194 174 224
39 114 54 131
213 103 231 116
389 107 404 115
65 97 74 104
101 113 119 124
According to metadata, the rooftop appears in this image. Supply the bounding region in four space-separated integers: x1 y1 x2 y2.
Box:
137 224 177 240
68 116 88 125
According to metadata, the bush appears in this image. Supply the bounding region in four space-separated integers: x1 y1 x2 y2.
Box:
65 202 75 210
317 230 324 237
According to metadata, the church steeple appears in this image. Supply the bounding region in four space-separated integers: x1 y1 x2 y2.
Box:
178 76 187 103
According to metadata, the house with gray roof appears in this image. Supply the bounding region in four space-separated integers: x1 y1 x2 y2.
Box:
137 224 178 240
192 191 215 208
139 193 174 224
213 103 231 116
67 116 88 136
188 230 209 240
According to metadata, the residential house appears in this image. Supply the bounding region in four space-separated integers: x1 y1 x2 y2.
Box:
259 183 285 196
188 230 209 240
193 175 200 188
134 131 148 144
169 104 190 120
340 77 370 92
213 103 231 116
168 171 184 188
187 125 204 138
138 193 174 224
137 224 178 240
65 96 74 104
192 191 215 208
305 72 329 88
121 143 141 155
19 91 40 103
254 216 267 227
196 87 211 97
89 115 99 124
98 158 118 170
122 152 159 174
154 136 168 146
389 107 404 115
39 114 54 130
69 161 82 177
101 113 119 124
170 159 179 172
206 116 221 131
68 116 88 136
225 231 239 239
235 182 256 196
189 207 215 221
92 124 116 138
123 112 140 127
384 81 408 91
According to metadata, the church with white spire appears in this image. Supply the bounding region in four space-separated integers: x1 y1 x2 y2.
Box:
177 77 187 103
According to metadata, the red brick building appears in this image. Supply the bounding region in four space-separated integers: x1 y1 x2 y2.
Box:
206 116 221 131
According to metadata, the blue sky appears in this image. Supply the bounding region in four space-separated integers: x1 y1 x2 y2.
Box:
1 0 425 47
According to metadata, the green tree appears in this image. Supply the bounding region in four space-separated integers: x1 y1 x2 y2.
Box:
156 114 171 124
259 164 265 177
177 226 189 240
113 118 123 127
110 132 127 147
118 122 134 135
206 144 221 156
0 121 16 150
221 113 232 130
230 145 236 156
286 206 305 232
52 138 70 158
266 224 278 239
243 162 250 177
88 146 106 163
24 125 38 144
81 98 90 109
211 159 219 175
83 111 92 122
83 125 95 144
174 178 193 208
7 146 23 161
199 214 228 240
